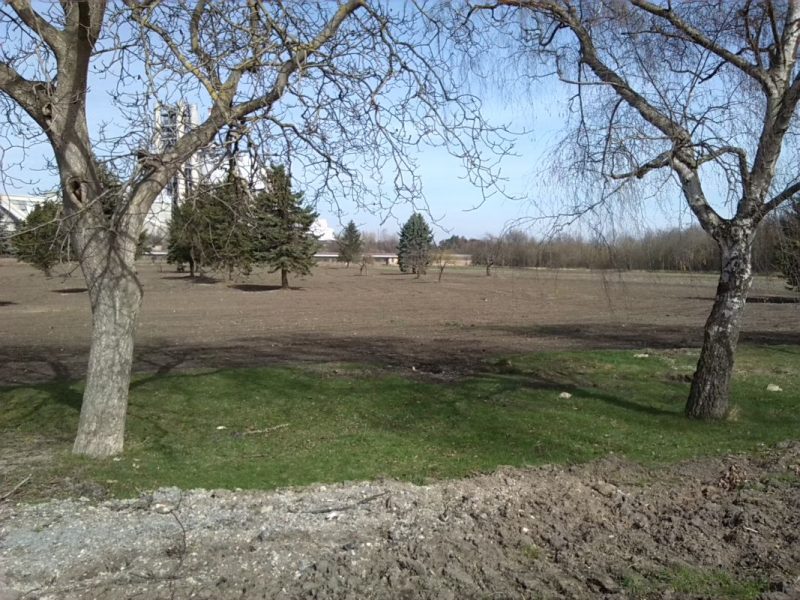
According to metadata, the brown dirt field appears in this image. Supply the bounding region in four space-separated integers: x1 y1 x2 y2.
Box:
1 258 797 385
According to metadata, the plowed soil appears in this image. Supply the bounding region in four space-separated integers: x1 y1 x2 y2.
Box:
1 259 796 385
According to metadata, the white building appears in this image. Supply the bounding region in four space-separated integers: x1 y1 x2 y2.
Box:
146 103 202 239
311 218 336 241
0 194 45 226
146 103 334 246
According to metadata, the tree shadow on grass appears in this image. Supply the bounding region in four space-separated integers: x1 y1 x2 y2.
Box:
349 368 685 472
475 372 679 418
0 300 16 306
48 384 83 411
474 323 800 350
3 327 797 391
356 368 681 447
46 384 83 410
52 288 87 294
0 381 83 430
755 345 800 356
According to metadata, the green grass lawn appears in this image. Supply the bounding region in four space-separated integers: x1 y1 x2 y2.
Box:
1 345 798 498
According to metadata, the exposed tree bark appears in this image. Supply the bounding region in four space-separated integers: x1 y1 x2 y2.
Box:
281 268 289 289
54 138 149 456
73 243 142 455
686 230 755 419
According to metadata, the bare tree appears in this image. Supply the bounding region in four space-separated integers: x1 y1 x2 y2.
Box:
467 0 800 420
432 248 455 281
0 0 507 457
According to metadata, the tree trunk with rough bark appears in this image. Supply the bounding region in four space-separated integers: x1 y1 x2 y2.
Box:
686 231 754 419
281 268 289 289
72 245 142 456
49 98 148 457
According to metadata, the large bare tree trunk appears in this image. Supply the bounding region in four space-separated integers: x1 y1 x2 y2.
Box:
72 234 143 457
686 231 754 419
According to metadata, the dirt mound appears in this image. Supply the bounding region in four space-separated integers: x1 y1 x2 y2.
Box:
2 443 799 599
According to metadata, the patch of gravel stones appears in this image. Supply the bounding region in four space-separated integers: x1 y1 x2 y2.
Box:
2 443 799 599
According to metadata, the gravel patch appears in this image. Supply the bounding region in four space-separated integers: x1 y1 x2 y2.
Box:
2 443 799 599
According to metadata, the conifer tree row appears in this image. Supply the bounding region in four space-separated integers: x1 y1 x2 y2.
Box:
167 165 319 288
781 201 800 292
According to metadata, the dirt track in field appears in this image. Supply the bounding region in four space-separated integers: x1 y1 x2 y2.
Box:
0 258 797 385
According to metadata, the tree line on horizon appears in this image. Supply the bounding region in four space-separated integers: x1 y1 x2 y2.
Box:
6 199 800 290
318 204 800 287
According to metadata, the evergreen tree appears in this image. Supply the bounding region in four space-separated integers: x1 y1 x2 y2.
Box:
780 201 800 291
336 220 363 267
397 213 433 277
12 200 71 276
13 167 146 276
0 213 11 256
166 200 197 275
167 177 253 278
253 166 319 289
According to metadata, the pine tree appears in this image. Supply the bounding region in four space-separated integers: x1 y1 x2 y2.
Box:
780 200 800 291
397 213 433 277
167 177 253 278
12 200 71 276
13 167 147 276
0 212 11 256
336 220 363 267
166 200 197 276
253 166 319 289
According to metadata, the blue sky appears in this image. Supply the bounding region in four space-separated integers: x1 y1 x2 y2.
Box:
312 91 689 240
1 29 693 243
0 85 691 241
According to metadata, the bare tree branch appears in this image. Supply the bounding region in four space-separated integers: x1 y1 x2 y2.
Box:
630 0 773 91
0 62 48 125
761 179 800 218
5 0 62 52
